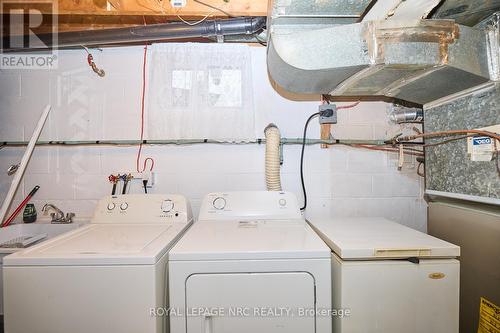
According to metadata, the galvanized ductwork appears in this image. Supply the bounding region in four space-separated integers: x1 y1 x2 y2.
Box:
267 1 500 105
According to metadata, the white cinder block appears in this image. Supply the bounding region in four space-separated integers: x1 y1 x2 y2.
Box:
329 147 350 172
226 173 266 192
347 149 389 173
0 74 21 97
24 174 75 200
304 172 332 198
100 146 138 175
25 147 50 174
49 146 101 175
74 174 111 199
0 98 25 141
147 173 179 195
0 148 23 172
330 197 423 231
176 173 230 199
372 173 421 197
304 197 332 219
282 146 331 175
331 173 373 198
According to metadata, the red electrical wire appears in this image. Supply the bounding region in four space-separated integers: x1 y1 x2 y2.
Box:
136 45 155 173
336 101 360 110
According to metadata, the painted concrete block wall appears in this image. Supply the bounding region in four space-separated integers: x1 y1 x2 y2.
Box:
0 46 427 231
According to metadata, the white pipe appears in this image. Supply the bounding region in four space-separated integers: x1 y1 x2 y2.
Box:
0 105 51 224
264 124 282 191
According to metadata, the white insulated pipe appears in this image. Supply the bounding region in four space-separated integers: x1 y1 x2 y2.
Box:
264 124 282 191
0 105 51 224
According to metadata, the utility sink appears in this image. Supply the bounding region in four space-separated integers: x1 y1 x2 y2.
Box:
0 220 89 315
0 222 86 253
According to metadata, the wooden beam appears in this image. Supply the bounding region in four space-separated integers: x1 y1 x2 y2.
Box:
320 124 331 149
1 0 268 17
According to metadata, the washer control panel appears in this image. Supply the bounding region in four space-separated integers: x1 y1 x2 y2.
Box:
93 194 192 224
199 191 302 221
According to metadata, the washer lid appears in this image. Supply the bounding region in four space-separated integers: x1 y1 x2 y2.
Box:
4 223 189 266
308 217 460 260
169 219 331 261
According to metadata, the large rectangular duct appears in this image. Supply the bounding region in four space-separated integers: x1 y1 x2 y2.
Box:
267 1 500 105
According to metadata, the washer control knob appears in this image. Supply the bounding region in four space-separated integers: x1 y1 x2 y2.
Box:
161 199 174 213
279 199 287 207
120 202 129 211
107 203 116 211
213 197 226 210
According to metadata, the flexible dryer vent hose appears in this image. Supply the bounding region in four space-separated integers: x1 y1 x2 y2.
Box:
264 124 282 191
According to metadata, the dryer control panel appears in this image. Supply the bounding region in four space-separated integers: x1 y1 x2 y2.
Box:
92 194 193 224
199 191 302 221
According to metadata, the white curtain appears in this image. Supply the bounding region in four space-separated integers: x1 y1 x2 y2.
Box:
147 43 255 141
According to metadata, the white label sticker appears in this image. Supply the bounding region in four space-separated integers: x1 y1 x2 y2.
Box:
467 124 500 162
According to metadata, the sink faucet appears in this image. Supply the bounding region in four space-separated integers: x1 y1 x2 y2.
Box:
42 204 75 224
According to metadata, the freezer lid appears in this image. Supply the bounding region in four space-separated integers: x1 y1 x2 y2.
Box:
169 219 331 260
308 217 460 259
4 223 190 266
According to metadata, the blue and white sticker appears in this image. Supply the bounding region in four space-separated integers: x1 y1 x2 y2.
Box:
468 136 495 161
472 137 492 146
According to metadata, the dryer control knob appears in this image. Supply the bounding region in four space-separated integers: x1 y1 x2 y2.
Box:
213 197 226 210
162 199 174 213
120 202 129 211
107 203 116 211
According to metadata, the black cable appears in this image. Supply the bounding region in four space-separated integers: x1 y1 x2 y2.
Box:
300 112 321 211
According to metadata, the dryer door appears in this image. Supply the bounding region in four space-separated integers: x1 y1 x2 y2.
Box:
185 272 316 333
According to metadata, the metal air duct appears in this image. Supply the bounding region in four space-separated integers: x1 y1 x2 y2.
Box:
267 1 499 105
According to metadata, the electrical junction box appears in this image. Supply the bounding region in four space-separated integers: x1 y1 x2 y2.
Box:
467 124 500 162
170 0 186 8
319 104 337 124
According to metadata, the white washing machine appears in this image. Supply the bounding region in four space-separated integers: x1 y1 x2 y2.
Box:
169 191 332 333
308 217 460 333
3 194 193 333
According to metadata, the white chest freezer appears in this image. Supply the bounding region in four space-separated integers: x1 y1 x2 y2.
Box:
308 217 460 333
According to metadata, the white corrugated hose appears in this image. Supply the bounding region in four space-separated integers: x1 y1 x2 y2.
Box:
264 124 282 191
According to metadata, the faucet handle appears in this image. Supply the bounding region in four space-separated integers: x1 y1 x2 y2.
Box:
65 213 75 223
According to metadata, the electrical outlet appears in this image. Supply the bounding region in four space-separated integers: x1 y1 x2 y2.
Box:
319 104 337 124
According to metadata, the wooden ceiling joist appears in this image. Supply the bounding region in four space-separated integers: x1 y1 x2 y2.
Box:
1 0 267 34
6 0 267 17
